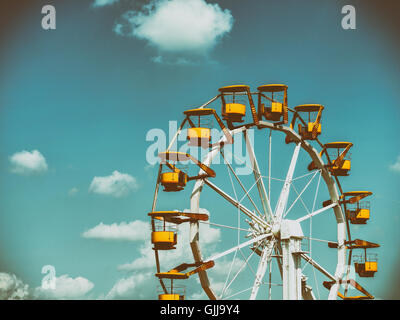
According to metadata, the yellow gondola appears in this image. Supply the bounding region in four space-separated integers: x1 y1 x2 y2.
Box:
354 253 379 278
183 107 233 148
308 142 353 176
341 191 373 224
158 151 215 192
257 84 288 124
347 239 380 278
219 85 258 127
292 104 324 140
328 239 380 277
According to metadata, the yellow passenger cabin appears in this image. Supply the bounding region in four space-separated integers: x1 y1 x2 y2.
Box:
346 240 380 278
219 85 251 124
257 84 288 123
158 151 216 192
324 142 353 176
183 107 233 147
342 191 373 224
151 218 178 250
160 170 188 192
293 104 324 140
151 230 177 250
354 253 378 278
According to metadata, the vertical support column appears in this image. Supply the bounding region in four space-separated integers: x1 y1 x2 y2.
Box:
281 220 303 300
282 238 302 299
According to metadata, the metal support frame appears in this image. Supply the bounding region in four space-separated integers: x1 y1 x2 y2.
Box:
282 236 303 300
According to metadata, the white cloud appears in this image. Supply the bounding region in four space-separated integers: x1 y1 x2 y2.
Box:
114 0 233 62
34 275 94 300
389 155 400 173
89 170 139 197
92 0 119 7
68 187 79 196
105 272 156 299
9 150 48 175
0 273 30 300
82 220 149 242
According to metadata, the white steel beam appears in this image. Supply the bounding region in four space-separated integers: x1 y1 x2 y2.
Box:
207 233 272 261
300 253 336 281
250 239 275 300
244 130 274 222
204 179 269 230
296 202 337 223
274 143 301 222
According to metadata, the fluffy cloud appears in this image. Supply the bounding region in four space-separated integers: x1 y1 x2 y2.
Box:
82 220 149 241
89 170 139 197
34 275 94 300
389 155 400 173
0 273 30 300
105 272 156 299
9 150 48 175
114 0 233 62
92 0 119 7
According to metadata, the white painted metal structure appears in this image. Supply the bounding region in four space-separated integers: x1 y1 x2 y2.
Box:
187 120 346 300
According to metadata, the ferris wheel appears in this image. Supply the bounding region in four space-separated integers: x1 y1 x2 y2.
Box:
148 84 379 300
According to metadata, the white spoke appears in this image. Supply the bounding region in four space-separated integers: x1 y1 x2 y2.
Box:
291 183 311 214
222 287 254 300
303 236 335 244
199 220 250 232
221 151 263 218
284 170 320 218
207 233 272 261
221 250 256 298
220 248 239 299
300 254 336 281
274 143 301 221
250 239 275 299
204 179 270 229
244 130 274 222
296 202 337 223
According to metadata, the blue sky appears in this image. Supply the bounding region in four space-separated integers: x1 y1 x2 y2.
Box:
0 0 399 299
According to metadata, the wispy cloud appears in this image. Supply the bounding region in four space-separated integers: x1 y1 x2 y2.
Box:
105 271 156 299
113 0 233 64
82 220 149 241
389 155 400 173
89 170 139 197
68 187 79 196
9 150 48 175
